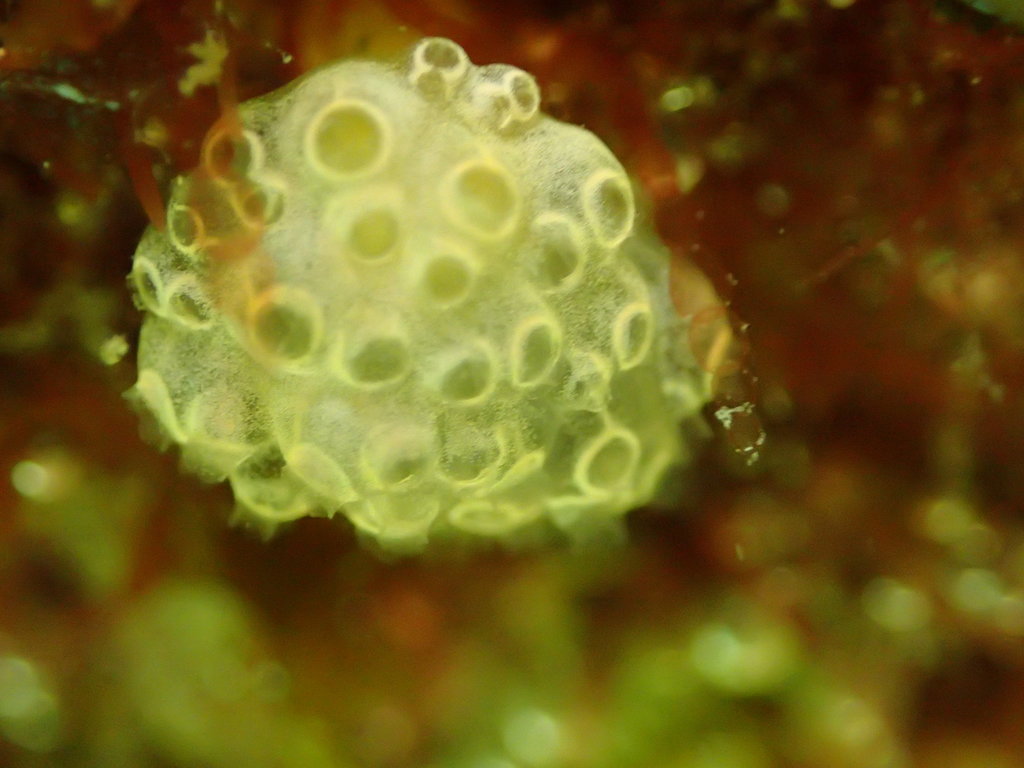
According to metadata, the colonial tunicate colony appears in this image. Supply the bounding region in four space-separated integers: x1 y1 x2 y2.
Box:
128 37 712 547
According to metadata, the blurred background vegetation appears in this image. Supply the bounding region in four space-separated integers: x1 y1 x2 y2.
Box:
2 0 1024 766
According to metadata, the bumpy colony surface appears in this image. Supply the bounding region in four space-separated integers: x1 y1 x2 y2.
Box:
128 37 711 546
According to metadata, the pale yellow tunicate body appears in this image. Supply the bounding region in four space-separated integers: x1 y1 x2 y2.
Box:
129 38 711 547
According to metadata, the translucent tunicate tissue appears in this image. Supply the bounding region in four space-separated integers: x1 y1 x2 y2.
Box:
127 37 713 548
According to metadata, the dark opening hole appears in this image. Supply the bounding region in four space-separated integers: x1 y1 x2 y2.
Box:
456 164 516 231
422 39 461 69
517 324 557 384
585 434 634 491
350 209 398 259
348 337 408 384
206 130 253 178
170 289 211 325
254 302 315 360
312 104 384 175
135 270 160 309
509 73 538 113
169 205 201 249
539 235 579 287
441 356 492 401
424 256 472 304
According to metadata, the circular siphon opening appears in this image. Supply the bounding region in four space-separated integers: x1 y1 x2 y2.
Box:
451 162 517 235
168 204 204 252
133 260 162 310
237 184 283 227
365 429 433 488
347 337 409 385
539 238 579 288
583 170 634 246
252 296 318 362
286 443 356 502
421 38 462 70
204 128 255 179
414 70 446 98
309 102 387 176
440 354 493 402
350 208 399 260
487 93 513 128
440 426 503 484
613 303 653 369
580 431 638 494
532 214 584 290
381 451 427 486
423 255 472 304
598 181 629 230
514 321 559 386
508 72 539 116
169 287 212 327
